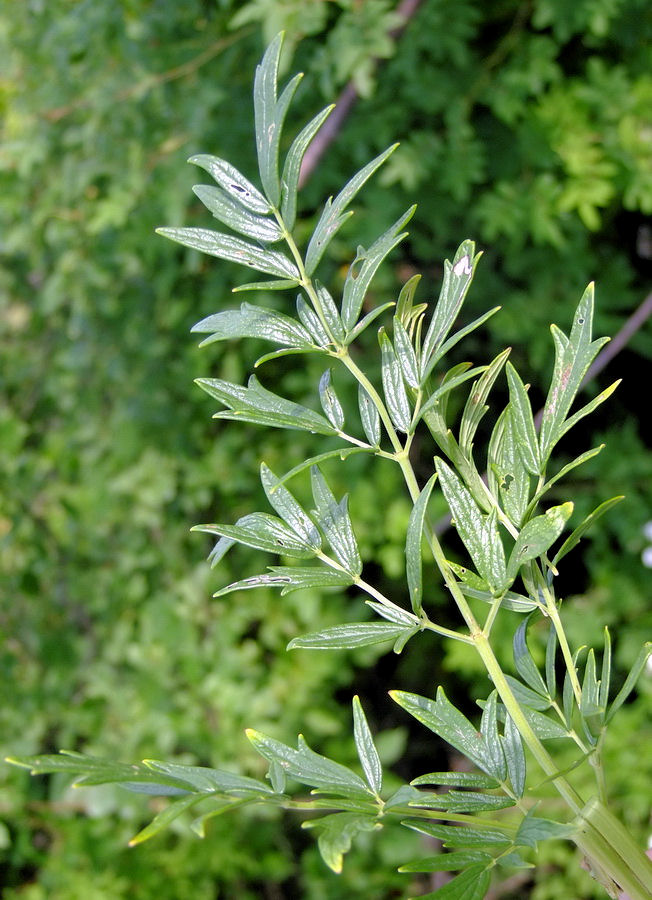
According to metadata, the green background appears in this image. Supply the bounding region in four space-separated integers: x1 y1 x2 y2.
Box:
1 1 650 896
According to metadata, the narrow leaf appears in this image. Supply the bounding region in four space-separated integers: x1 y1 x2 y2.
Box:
311 466 362 576
305 145 398 275
315 281 346 342
421 306 501 383
380 330 412 432
435 458 507 594
260 463 321 549
192 512 317 559
406 474 437 614
288 622 408 650
188 154 271 213
253 34 301 205
358 384 381 446
515 813 574 848
507 502 573 581
539 284 609 460
246 730 370 799
318 369 345 431
297 295 331 347
192 184 282 242
213 566 352 597
411 772 498 788
421 241 482 369
393 317 420 388
599 628 611 712
340 206 415 332
390 687 501 779
513 617 549 697
192 303 312 349
605 642 652 724
552 496 623 567
352 696 382 795
344 302 395 345
396 273 422 325
281 104 335 230
502 714 526 798
480 692 507 781
196 375 338 435
458 349 510 458
399 850 492 874
157 227 299 280
506 362 541 475
402 819 512 848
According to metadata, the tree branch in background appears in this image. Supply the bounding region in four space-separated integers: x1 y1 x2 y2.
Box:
299 0 425 187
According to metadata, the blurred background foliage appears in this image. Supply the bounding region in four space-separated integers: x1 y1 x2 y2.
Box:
1 0 650 897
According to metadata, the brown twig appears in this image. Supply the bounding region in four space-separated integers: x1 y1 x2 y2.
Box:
299 0 425 187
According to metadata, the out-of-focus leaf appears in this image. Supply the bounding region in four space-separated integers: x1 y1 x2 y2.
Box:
605 642 652 724
281 104 334 229
352 696 382 795
128 794 207 846
303 812 379 874
405 474 437 614
192 303 313 349
157 227 299 279
305 144 398 275
288 622 411 650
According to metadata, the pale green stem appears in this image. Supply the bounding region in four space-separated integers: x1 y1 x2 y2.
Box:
536 570 583 706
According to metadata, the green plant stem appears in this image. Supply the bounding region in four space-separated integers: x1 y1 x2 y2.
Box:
536 569 583 706
277 204 652 896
